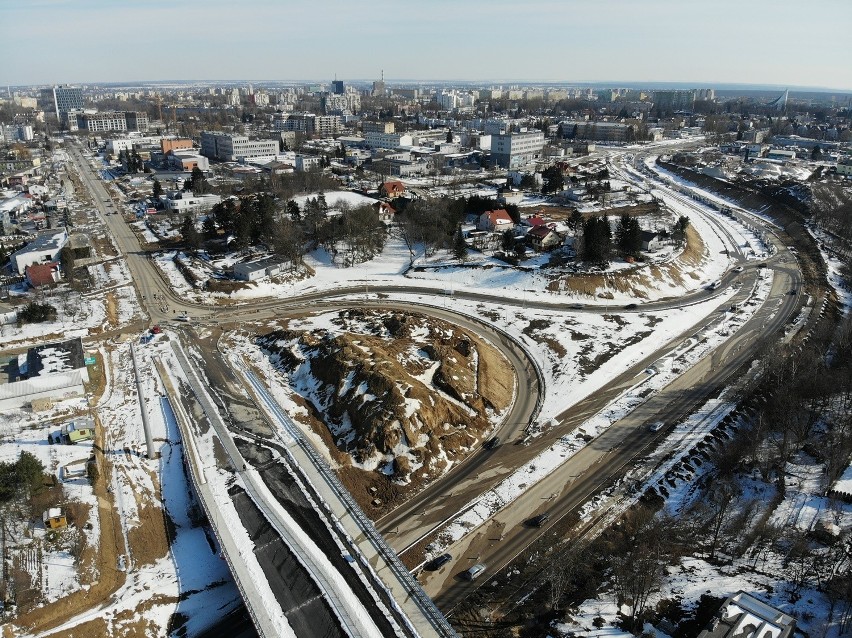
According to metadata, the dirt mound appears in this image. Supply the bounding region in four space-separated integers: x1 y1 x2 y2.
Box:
257 309 506 485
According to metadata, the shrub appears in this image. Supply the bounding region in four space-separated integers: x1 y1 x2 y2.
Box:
18 301 57 324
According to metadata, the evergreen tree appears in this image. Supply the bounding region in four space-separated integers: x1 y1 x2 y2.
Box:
152 178 163 200
202 215 217 239
446 129 454 143
316 192 329 215
672 215 690 245
181 214 201 251
191 166 206 194
287 200 302 223
453 227 468 261
501 228 516 252
616 214 642 257
541 165 565 194
568 210 584 232
582 216 612 264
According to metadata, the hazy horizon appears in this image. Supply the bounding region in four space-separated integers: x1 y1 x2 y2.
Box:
2 0 850 91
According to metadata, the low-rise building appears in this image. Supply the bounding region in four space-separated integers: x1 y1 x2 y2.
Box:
379 180 406 199
233 256 287 282
164 192 221 213
527 225 561 251
43 508 68 529
200 132 279 162
10 228 69 275
478 209 514 232
364 131 413 150
161 138 194 154
167 152 209 172
295 155 322 172
25 262 62 288
697 591 795 638
0 338 90 411
641 230 664 252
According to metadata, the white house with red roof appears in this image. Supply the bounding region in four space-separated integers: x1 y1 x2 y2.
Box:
527 225 562 251
477 209 514 232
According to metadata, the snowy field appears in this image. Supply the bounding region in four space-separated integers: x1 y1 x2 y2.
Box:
1 338 240 636
0 259 144 348
292 190 377 212
150 186 764 309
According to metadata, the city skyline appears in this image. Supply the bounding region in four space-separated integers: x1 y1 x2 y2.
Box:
2 0 851 91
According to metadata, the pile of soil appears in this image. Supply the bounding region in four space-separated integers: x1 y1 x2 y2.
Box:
257 309 511 489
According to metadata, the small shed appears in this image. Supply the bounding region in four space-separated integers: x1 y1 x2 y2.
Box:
60 418 95 444
43 507 67 530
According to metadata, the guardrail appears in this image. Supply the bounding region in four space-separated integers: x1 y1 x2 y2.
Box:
156 381 273 638
242 365 460 638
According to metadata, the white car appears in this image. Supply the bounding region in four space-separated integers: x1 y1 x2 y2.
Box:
733 266 744 273
648 421 665 433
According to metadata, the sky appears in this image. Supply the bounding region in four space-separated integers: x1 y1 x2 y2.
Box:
2 0 851 91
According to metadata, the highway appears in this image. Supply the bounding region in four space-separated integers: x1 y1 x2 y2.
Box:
64 139 817 627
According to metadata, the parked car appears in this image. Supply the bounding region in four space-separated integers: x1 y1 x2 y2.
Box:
427 553 452 571
461 564 487 581
526 512 551 527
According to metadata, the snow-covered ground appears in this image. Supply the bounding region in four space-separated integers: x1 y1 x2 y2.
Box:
0 257 144 348
808 224 852 314
292 190 377 212
422 271 772 552
1 337 240 636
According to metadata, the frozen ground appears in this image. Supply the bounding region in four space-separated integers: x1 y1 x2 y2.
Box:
2 337 240 636
0 258 144 348
150 177 764 309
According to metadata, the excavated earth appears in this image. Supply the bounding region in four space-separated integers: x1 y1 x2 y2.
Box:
256 308 513 510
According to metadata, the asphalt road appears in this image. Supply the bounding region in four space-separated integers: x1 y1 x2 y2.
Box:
427 251 805 613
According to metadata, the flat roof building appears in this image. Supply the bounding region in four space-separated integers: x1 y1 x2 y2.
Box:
200 132 279 162
491 131 545 169
73 111 149 133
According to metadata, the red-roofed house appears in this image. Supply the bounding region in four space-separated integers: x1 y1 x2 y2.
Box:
521 215 546 228
26 262 62 288
478 209 514 232
527 226 562 251
379 180 406 199
374 200 396 221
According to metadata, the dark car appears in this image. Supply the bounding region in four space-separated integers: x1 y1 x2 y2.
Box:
624 303 638 310
483 436 500 450
526 512 551 527
427 553 452 571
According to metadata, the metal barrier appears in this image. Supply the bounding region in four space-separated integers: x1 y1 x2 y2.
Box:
158 390 272 638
